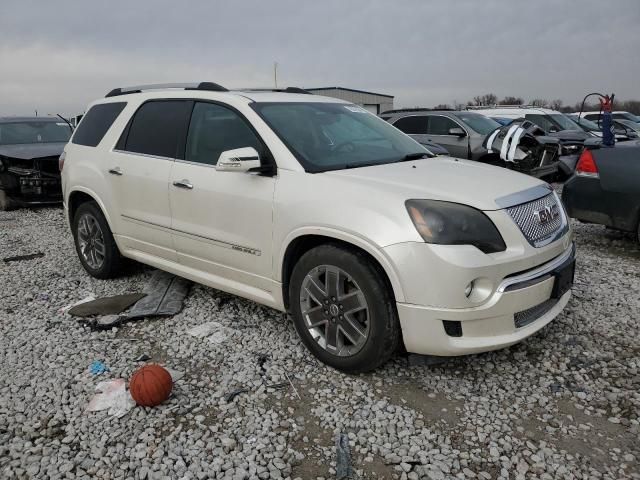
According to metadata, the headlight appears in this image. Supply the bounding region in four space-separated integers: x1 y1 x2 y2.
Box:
405 199 506 253
0 157 5 173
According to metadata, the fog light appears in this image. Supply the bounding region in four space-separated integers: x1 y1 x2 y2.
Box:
464 281 474 298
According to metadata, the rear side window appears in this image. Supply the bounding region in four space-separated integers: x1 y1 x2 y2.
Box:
122 101 191 158
393 116 428 134
72 102 126 147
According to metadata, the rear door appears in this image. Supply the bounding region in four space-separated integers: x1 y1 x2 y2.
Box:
108 100 192 261
391 115 433 148
168 101 276 297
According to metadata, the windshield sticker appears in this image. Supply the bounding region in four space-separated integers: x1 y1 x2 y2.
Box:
344 105 368 113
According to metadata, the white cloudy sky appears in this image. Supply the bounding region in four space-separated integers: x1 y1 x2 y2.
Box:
1 0 638 116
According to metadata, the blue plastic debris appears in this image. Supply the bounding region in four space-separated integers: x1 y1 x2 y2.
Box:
89 360 109 376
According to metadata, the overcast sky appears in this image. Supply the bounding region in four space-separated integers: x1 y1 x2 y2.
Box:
1 0 638 116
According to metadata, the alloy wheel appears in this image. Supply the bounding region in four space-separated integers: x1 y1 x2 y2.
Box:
77 213 106 270
299 265 370 357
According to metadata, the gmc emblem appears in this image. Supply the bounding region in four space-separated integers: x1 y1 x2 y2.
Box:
534 204 559 225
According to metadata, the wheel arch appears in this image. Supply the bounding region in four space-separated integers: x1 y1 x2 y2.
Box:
278 228 405 310
67 187 115 231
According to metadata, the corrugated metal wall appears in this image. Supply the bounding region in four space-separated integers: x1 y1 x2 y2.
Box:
308 88 394 114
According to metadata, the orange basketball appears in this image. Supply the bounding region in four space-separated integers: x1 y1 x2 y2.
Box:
129 364 173 407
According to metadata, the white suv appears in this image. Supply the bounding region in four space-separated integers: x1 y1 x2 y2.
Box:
61 83 575 372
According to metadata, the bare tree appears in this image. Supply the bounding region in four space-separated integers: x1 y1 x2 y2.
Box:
452 100 467 111
433 103 451 110
472 93 498 106
499 96 524 105
550 99 564 111
530 98 549 108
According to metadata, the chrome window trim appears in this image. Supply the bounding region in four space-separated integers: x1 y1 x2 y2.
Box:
497 243 574 293
112 149 175 161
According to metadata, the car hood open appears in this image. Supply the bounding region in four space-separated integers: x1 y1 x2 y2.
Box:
326 156 547 211
0 142 66 160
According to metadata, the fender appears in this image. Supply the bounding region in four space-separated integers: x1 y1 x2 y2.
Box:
66 186 116 233
277 226 406 303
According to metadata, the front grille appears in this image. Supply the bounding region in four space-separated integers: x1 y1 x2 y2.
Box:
514 298 558 328
506 193 565 247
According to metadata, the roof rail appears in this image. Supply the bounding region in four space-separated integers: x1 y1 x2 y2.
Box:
465 104 537 110
236 87 312 95
105 82 228 98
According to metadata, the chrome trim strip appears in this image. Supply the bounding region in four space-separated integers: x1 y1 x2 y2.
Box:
495 184 552 209
497 243 575 293
120 214 261 256
112 149 175 162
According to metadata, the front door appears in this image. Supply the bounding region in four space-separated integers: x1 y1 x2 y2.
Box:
168 101 276 298
424 115 469 159
108 99 192 261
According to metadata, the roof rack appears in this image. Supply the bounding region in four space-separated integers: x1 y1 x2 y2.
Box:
105 82 228 98
380 107 454 114
236 87 312 95
465 104 536 110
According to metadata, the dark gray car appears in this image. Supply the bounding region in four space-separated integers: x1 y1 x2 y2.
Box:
380 110 501 161
0 117 71 210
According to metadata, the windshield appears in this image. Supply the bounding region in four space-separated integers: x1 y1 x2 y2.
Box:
614 112 640 123
0 121 72 145
454 113 500 134
252 102 431 172
616 119 640 131
551 114 582 131
570 116 599 132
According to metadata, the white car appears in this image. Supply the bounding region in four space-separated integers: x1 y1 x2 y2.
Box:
61 83 575 372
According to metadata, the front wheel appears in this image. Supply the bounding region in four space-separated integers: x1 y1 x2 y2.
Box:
72 202 124 279
289 244 400 373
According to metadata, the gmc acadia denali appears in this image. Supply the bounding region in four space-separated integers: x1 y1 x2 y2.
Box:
61 82 575 372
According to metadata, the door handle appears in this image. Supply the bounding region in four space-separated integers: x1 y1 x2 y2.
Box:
172 179 193 190
108 167 123 176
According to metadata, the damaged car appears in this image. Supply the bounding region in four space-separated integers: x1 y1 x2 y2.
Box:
0 116 71 210
483 119 561 179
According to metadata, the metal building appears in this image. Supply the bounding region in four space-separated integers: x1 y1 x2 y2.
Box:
305 87 394 115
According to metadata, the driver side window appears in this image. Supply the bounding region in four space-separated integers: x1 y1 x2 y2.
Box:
186 102 262 165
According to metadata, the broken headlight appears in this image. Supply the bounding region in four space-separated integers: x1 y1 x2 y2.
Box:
406 199 506 253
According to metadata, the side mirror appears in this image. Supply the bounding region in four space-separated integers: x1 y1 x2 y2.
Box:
216 147 261 173
548 126 559 133
448 127 466 137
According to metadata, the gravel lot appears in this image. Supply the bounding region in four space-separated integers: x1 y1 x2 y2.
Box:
1 206 638 480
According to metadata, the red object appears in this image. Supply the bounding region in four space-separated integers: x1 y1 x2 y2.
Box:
599 95 613 113
576 149 598 176
129 364 173 407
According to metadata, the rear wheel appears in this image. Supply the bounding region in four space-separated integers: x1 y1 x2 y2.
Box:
289 244 400 373
72 202 124 279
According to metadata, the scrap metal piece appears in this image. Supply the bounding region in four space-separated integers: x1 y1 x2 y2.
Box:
3 252 44 263
68 293 146 317
126 271 191 319
224 388 250 403
335 433 353 480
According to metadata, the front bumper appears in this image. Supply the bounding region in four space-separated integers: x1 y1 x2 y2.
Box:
385 233 574 356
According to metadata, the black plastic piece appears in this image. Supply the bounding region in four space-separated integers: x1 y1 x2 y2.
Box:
443 320 462 337
192 82 228 92
283 87 312 95
106 88 141 98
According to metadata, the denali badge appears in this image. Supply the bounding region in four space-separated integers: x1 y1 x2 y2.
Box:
533 204 559 225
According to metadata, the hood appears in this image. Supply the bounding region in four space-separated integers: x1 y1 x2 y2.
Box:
0 142 66 160
326 156 545 211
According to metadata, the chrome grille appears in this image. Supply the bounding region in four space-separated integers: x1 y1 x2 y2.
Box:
514 298 558 328
506 193 566 247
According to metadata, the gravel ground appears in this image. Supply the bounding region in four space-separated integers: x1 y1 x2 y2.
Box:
1 207 638 480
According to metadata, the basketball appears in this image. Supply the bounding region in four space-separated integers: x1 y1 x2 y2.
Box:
129 364 173 407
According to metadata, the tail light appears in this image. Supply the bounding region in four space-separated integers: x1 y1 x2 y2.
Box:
59 151 66 172
575 149 598 178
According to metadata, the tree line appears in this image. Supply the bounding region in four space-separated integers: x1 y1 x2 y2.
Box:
431 94 640 115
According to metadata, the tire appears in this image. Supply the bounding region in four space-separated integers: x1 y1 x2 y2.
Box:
289 244 401 373
72 201 124 279
0 190 14 211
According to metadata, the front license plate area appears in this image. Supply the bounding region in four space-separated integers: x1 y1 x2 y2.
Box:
551 258 575 299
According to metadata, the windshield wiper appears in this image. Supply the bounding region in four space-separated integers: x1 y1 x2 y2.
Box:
398 152 433 162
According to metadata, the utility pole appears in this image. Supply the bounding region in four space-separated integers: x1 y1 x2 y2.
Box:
274 62 278 89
